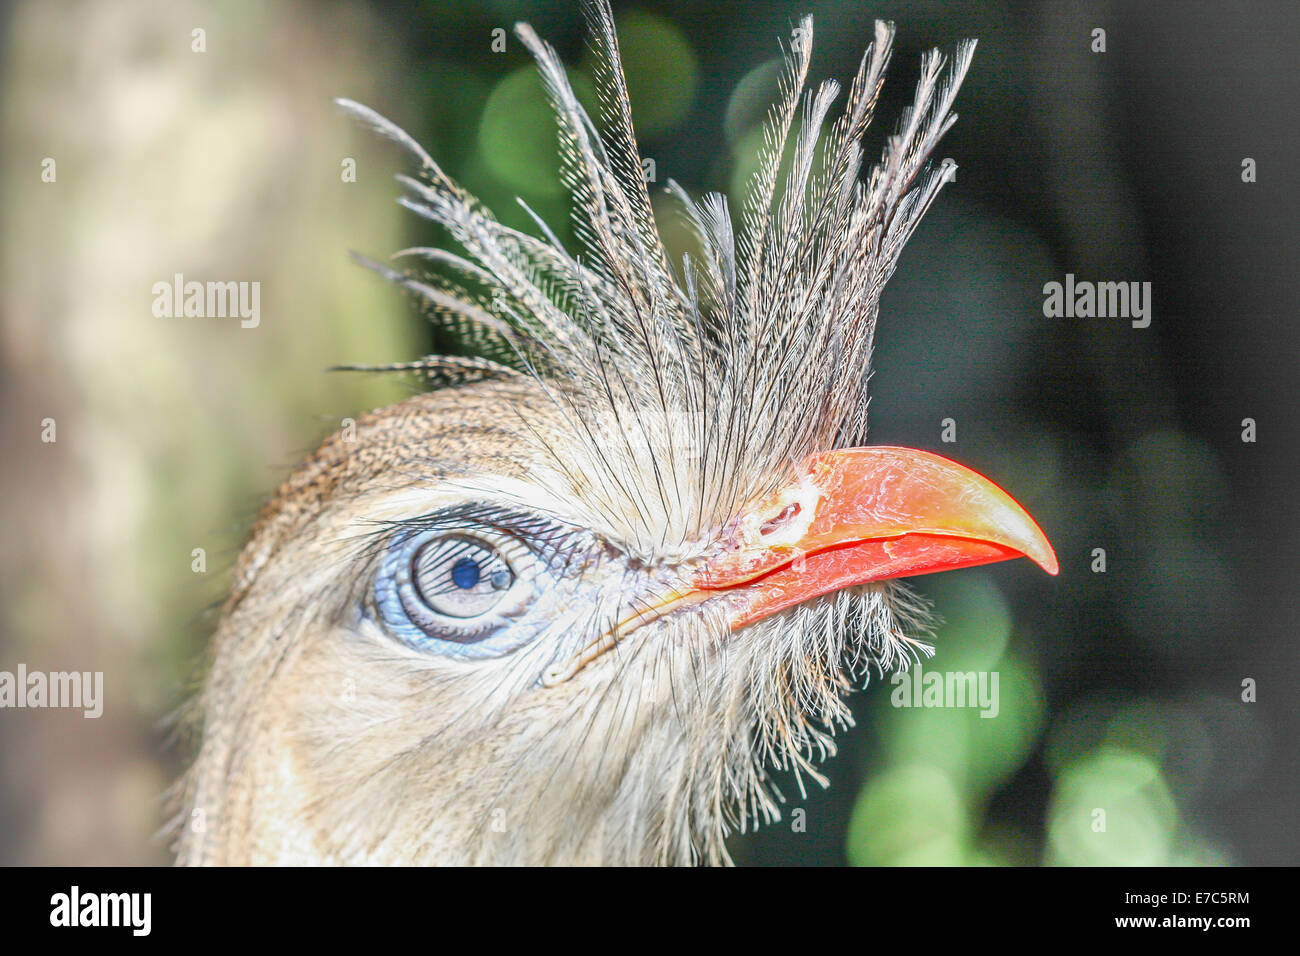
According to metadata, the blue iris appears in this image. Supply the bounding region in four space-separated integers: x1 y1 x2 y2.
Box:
451 556 481 589
375 530 530 660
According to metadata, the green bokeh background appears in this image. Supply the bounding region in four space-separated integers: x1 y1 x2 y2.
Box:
1 0 1295 864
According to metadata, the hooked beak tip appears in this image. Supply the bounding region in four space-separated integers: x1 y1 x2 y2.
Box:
691 446 1059 628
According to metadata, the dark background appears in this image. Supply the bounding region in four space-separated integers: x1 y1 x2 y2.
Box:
0 0 1295 864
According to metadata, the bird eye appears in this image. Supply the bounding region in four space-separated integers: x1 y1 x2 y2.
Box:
373 527 541 657
411 535 515 618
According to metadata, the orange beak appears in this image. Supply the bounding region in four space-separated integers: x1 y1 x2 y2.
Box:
690 446 1058 630
544 446 1058 685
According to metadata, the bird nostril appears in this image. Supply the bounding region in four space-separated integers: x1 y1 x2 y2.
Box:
759 502 801 537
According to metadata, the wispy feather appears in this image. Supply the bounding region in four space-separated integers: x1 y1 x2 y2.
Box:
337 5 972 565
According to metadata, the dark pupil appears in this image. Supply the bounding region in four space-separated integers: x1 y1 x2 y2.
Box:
451 557 480 589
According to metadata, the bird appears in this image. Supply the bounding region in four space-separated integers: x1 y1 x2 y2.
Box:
171 0 1057 866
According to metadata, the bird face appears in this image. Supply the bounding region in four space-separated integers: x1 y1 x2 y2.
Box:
175 2 1059 865
176 379 1052 865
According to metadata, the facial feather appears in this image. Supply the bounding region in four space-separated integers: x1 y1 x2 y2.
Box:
173 0 975 865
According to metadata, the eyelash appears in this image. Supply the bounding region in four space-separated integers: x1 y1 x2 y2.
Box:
387 505 587 566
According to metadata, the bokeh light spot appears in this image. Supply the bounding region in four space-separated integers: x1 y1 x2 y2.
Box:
478 65 597 198
848 764 968 866
600 11 697 139
1047 747 1177 865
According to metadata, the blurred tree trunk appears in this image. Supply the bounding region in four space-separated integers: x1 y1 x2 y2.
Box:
0 0 417 863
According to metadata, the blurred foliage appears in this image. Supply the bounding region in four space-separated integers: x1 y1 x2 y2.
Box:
3 0 1294 865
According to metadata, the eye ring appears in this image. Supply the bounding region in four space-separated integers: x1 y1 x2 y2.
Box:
374 528 541 657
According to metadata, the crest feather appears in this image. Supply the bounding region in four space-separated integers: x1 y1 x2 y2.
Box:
336 0 974 554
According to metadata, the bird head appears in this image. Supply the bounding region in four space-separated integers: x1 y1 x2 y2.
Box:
175 1 1056 866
